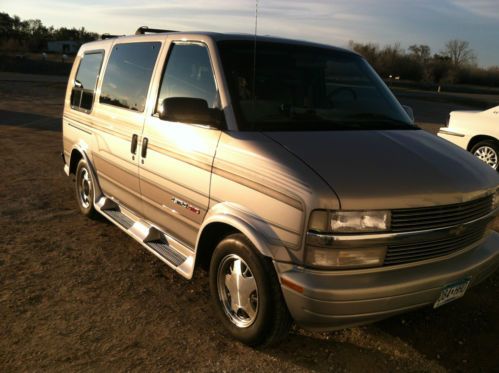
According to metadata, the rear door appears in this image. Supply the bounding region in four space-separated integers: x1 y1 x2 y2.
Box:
63 49 105 161
139 40 222 247
91 41 162 215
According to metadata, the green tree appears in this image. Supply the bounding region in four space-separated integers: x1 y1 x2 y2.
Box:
0 12 98 52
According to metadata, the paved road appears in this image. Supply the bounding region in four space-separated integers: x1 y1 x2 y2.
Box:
397 96 480 135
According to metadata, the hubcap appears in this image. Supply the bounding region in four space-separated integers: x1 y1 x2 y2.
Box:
217 254 258 328
79 168 91 208
474 146 498 169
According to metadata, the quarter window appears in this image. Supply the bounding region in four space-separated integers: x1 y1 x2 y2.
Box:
100 42 161 112
71 51 103 112
156 43 218 113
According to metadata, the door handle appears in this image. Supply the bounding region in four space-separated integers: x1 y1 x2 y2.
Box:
131 134 138 154
141 137 149 158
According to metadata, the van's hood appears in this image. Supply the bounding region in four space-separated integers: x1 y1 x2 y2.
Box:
266 129 499 210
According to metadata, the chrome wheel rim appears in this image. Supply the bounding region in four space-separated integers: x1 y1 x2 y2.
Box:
217 254 258 328
79 168 91 208
474 146 498 169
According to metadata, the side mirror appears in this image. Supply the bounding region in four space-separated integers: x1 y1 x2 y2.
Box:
159 97 223 127
402 105 415 123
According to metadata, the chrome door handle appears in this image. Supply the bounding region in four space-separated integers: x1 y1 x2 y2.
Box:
141 137 149 158
131 134 138 154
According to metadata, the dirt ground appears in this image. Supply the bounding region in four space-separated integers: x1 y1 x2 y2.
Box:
0 77 498 372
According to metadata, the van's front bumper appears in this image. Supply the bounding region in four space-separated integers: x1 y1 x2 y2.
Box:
276 231 499 331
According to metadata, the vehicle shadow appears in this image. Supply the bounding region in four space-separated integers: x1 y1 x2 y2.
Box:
0 109 61 132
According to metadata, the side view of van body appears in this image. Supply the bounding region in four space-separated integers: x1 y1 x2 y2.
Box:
62 29 499 346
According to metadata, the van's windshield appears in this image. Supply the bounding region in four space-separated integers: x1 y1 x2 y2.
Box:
217 40 417 131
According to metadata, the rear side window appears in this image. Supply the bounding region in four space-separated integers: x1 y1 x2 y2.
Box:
71 51 103 112
99 42 161 112
156 43 218 112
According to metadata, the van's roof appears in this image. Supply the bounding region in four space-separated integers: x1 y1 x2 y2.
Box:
82 31 356 56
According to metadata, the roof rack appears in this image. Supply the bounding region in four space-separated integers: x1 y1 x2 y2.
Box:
101 33 124 40
135 26 177 35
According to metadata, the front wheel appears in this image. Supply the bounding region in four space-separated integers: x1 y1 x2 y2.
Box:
209 233 292 346
471 140 499 170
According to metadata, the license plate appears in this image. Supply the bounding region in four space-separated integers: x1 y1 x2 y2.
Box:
433 277 471 309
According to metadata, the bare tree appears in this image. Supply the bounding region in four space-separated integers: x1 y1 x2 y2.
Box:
408 44 431 63
442 39 476 67
348 40 379 64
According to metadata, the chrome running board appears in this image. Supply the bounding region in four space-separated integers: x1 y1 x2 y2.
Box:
96 196 194 279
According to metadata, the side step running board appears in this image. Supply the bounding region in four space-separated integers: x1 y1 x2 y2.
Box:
104 209 134 229
97 198 194 278
147 241 186 266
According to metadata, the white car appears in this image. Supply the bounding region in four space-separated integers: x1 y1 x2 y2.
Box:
438 106 499 170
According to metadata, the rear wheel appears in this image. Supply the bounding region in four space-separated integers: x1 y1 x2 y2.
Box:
471 140 499 170
75 159 99 218
209 233 292 346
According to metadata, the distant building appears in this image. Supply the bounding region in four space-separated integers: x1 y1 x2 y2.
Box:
47 41 80 54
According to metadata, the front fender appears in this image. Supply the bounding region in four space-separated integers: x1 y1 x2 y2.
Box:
197 201 295 262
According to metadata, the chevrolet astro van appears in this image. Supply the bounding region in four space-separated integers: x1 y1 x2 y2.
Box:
62 27 499 346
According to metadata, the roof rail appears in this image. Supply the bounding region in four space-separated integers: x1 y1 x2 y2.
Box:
135 26 177 35
101 33 123 40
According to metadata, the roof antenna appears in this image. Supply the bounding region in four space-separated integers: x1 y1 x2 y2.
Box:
252 0 259 107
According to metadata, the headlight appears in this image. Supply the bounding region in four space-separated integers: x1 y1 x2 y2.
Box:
309 210 390 233
308 210 330 233
306 210 390 269
331 211 389 232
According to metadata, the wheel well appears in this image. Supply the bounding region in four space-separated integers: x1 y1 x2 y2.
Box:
195 223 239 271
467 135 498 151
69 149 83 175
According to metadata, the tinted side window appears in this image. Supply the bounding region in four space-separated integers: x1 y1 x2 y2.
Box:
157 43 218 112
100 42 160 112
71 51 103 112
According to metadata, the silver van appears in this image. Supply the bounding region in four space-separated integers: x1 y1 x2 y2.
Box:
62 27 499 346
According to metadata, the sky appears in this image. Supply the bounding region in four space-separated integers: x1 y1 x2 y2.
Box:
2 0 499 67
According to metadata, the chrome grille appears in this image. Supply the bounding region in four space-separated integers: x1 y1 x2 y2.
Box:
385 222 488 266
391 195 493 232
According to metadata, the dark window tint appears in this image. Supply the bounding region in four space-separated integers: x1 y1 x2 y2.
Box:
71 51 103 112
218 41 414 131
100 42 160 112
157 43 218 112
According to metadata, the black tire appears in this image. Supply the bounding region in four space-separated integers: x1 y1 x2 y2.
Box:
75 159 99 219
471 140 499 170
209 233 292 347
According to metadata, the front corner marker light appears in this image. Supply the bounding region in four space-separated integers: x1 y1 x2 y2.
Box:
305 247 387 269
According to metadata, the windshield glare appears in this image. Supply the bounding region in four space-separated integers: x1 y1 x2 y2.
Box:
217 40 415 131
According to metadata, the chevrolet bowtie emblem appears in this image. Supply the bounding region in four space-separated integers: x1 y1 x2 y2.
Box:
449 225 466 236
